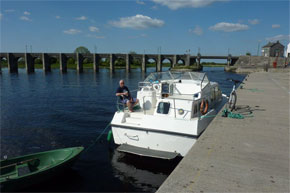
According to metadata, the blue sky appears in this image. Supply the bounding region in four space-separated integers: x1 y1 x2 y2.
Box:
0 0 289 56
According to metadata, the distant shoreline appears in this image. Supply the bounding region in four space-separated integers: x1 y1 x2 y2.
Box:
0 63 226 69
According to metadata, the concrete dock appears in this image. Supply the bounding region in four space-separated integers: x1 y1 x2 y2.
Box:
157 71 289 193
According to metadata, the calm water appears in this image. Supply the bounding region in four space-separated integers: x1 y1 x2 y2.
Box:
0 67 245 192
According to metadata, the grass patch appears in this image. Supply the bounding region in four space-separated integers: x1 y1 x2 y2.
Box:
171 65 202 71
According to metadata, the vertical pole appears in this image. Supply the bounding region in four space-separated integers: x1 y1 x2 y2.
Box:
196 53 201 68
173 55 177 68
0 57 2 73
25 53 35 73
227 54 232 67
157 54 162 72
185 54 190 66
93 53 100 72
110 54 115 73
142 54 147 72
76 53 83 73
7 53 18 73
126 54 131 73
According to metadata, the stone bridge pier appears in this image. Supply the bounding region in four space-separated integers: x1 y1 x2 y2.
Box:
25 53 35 73
7 53 19 73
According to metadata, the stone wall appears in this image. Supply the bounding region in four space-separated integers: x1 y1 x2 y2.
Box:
225 55 289 73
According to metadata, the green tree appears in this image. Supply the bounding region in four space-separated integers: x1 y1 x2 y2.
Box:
74 46 90 54
129 51 137 55
35 58 42 64
115 58 126 66
246 52 251 56
67 58 76 65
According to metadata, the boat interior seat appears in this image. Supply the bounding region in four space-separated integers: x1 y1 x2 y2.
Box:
1 165 17 178
27 159 40 172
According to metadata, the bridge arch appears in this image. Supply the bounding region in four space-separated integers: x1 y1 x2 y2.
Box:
147 58 157 70
0 56 8 67
177 59 185 65
33 56 43 68
114 57 126 68
161 58 173 71
17 57 25 67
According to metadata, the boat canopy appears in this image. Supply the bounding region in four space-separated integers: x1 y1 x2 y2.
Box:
144 71 209 85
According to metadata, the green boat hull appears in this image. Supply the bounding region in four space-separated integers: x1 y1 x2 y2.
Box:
0 146 84 191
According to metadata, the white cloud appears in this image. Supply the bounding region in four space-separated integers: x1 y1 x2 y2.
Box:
189 25 203 35
266 34 290 42
151 5 158 10
128 34 148 39
136 0 145 5
86 34 105 39
152 0 228 10
63 29 81 35
110 14 164 29
272 24 280 28
20 16 32 21
4 9 15 13
75 16 87 20
55 16 61 19
24 11 31 15
140 33 147 37
89 26 99 32
209 22 249 32
248 19 259 25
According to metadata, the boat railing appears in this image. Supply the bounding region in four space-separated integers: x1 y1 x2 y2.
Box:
116 97 127 112
141 96 196 119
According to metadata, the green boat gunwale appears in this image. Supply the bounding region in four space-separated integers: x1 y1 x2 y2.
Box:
0 146 84 182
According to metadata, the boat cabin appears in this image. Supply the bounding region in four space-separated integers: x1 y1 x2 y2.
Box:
136 72 222 120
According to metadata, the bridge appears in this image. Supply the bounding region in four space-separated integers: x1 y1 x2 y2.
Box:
0 52 239 73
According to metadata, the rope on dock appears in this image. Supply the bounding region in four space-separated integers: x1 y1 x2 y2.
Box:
221 108 254 119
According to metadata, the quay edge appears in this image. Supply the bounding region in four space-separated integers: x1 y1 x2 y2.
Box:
157 70 289 193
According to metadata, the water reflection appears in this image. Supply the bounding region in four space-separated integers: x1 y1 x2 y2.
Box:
110 149 181 192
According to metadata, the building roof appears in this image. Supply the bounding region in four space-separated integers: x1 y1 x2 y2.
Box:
262 41 285 48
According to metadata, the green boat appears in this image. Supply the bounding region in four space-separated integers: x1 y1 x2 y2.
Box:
0 146 84 191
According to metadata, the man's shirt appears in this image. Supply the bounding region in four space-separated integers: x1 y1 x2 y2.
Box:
116 86 131 100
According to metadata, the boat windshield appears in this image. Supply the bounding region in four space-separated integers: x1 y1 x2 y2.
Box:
144 71 209 85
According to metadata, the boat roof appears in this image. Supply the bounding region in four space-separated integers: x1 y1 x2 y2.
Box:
144 71 209 84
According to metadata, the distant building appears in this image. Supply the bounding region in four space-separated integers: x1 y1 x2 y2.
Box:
261 41 284 57
286 43 290 57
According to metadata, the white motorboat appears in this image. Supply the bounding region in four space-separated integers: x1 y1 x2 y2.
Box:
111 71 226 159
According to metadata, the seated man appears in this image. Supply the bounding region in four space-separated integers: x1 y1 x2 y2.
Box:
116 80 139 112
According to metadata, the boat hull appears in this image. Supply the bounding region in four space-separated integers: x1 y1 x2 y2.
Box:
111 104 221 158
112 125 197 157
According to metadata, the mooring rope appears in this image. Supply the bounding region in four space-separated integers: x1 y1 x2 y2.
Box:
83 121 112 153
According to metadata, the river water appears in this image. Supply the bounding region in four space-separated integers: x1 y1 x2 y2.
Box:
0 67 245 192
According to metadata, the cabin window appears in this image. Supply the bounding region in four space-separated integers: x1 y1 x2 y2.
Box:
157 102 170 114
